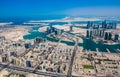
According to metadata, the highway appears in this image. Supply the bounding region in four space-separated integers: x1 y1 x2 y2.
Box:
0 63 67 77
67 38 78 77
17 42 38 57
0 34 78 77
0 39 67 77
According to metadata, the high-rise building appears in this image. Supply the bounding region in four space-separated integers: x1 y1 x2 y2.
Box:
70 26 73 31
87 21 93 29
90 30 92 38
102 20 107 29
102 30 105 37
94 30 97 36
46 27 50 34
104 32 108 40
86 30 89 38
114 34 119 41
55 30 58 35
26 61 31 67
99 30 102 37
113 23 117 29
51 27 55 32
108 33 112 40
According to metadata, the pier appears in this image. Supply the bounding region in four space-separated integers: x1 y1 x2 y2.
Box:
106 48 111 53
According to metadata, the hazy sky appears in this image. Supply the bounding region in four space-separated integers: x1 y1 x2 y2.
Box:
0 0 120 17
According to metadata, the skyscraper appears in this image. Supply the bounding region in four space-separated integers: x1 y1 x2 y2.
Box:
102 30 105 37
86 30 89 38
108 33 112 40
104 32 108 40
114 34 119 41
99 30 102 37
113 23 117 29
102 20 107 29
90 30 92 38
87 21 93 29
70 26 73 31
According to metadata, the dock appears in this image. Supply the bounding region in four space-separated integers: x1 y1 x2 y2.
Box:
106 48 111 53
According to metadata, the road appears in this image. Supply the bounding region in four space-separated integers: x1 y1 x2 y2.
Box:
17 42 38 57
0 40 67 77
0 63 67 77
67 38 78 77
0 34 78 77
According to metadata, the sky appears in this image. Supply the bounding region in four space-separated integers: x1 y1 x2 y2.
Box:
0 0 120 17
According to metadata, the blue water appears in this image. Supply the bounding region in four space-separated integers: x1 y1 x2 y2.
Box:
23 27 76 46
0 16 120 25
1 16 120 53
23 26 120 53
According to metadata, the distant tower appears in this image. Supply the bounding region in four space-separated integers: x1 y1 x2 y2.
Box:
57 30 62 36
87 21 93 29
102 20 107 29
113 23 117 29
86 30 89 38
99 30 102 37
114 34 119 41
90 30 92 38
55 30 58 35
97 29 100 36
51 27 55 32
46 27 50 34
108 33 112 40
104 32 108 40
101 30 105 37
70 26 73 31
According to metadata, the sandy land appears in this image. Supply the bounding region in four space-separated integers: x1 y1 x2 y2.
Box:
53 24 86 43
28 17 102 23
53 24 87 36
23 22 49 25
0 26 31 41
39 26 48 32
0 22 13 26
53 25 70 31
72 27 86 36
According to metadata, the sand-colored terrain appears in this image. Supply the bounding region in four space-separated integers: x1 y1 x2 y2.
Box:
53 24 87 37
0 26 31 41
29 17 102 23
39 26 48 32
0 22 13 26
53 25 70 31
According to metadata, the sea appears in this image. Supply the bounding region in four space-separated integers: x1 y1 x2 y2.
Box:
0 16 120 53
